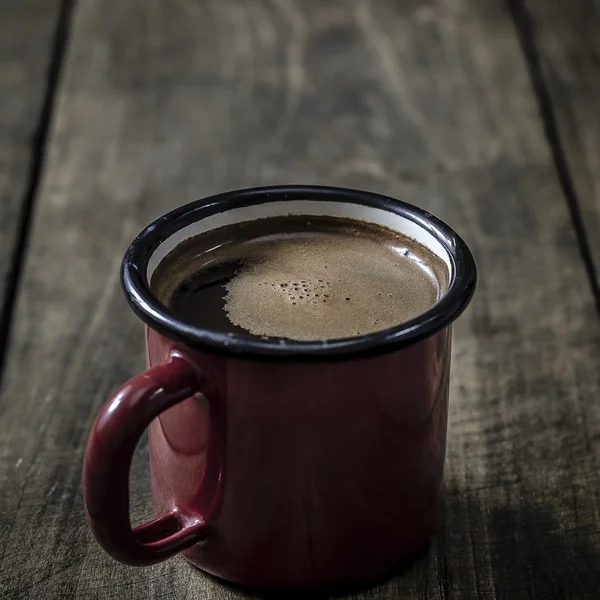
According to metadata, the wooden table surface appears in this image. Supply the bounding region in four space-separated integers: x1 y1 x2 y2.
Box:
2 1 600 598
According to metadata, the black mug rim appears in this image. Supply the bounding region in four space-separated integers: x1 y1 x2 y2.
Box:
122 185 476 361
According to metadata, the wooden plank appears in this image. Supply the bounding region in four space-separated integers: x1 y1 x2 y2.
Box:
0 1 64 339
1 0 600 598
518 0 600 284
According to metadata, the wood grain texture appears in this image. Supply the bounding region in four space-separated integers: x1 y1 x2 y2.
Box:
520 0 600 282
1 0 599 598
0 1 63 326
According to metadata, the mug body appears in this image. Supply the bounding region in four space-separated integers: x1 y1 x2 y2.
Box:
146 326 451 588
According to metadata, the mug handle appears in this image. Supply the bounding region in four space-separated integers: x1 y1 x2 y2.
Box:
82 349 211 566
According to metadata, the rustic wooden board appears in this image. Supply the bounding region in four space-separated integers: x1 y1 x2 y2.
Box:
518 0 600 289
1 0 599 598
0 1 64 350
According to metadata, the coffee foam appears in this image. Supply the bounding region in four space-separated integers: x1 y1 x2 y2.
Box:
151 215 448 342
224 233 441 341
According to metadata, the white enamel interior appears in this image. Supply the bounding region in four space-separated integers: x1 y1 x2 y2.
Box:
146 200 453 281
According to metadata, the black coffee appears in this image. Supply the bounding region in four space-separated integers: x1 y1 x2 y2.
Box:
151 215 447 341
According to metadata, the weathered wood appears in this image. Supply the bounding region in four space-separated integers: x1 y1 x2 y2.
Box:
1 0 600 598
0 1 63 332
519 0 600 284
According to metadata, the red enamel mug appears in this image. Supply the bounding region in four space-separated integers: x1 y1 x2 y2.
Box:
82 185 476 589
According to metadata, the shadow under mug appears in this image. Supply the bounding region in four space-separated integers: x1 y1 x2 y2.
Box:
82 185 476 589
